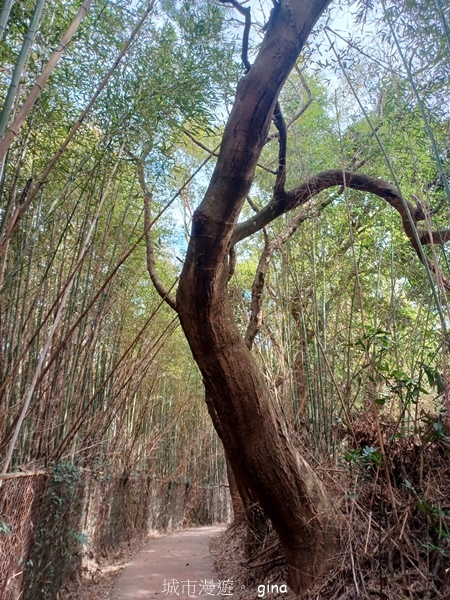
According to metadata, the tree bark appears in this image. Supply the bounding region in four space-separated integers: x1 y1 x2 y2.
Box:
225 455 246 523
176 0 336 592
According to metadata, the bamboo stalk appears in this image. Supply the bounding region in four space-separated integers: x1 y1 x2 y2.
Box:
0 0 46 138
0 144 124 477
0 0 93 161
0 0 155 259
0 0 14 42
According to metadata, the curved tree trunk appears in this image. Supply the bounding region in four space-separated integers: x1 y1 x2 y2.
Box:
176 1 336 591
178 272 336 590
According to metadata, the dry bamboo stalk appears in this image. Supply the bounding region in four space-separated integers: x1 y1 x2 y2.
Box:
50 296 178 460
0 469 49 479
0 145 124 480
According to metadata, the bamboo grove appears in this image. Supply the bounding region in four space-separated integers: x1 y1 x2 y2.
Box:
0 0 228 486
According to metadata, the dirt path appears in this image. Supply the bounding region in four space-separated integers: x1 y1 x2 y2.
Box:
110 526 225 599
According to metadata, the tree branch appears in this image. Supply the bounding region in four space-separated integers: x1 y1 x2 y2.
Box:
219 0 252 72
233 169 450 289
418 228 450 245
272 101 287 196
133 156 177 311
233 170 422 243
228 245 236 281
181 125 221 156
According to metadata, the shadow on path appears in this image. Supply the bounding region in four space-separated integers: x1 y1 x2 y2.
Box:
111 525 225 599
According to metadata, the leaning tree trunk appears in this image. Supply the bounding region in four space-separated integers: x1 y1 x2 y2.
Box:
176 0 336 592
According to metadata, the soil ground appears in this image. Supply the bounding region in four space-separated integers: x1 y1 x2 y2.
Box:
110 525 225 600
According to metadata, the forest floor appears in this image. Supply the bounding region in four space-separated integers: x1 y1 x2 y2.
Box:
210 523 297 600
66 525 225 600
65 532 156 600
109 525 225 599
67 523 296 600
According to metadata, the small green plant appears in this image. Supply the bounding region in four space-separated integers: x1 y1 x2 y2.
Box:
52 462 81 485
69 529 89 546
361 445 383 465
342 445 383 480
421 541 447 556
50 462 82 506
354 331 444 424
422 363 446 396
404 479 450 544
344 445 383 466
0 520 12 535
421 412 450 443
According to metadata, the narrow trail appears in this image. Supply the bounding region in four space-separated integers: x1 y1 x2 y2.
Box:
110 525 225 599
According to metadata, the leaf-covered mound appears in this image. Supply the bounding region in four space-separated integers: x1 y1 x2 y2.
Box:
211 420 450 599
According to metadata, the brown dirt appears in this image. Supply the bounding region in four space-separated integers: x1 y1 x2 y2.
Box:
63 534 157 600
